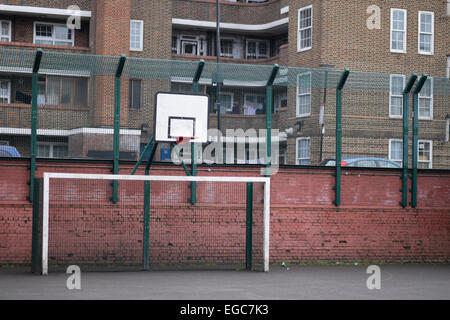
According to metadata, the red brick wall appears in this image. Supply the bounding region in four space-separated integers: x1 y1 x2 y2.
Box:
0 160 449 265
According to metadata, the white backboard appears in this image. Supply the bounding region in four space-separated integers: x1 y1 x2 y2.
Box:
154 92 209 143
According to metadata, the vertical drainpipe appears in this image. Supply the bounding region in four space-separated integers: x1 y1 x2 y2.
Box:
411 74 427 208
400 74 417 208
111 54 126 204
191 59 205 205
29 49 43 203
334 69 350 207
265 64 279 177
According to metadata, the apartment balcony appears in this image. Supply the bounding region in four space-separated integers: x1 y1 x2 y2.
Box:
0 4 92 54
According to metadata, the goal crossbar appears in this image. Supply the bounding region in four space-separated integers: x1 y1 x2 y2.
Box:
41 172 271 275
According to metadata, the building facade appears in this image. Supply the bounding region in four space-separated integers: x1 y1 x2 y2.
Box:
0 0 449 168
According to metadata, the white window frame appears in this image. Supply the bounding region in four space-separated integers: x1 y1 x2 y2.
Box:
418 140 432 169
388 139 403 166
130 20 144 51
33 22 74 47
389 74 406 118
296 137 311 165
219 92 234 113
0 20 12 42
297 5 313 52
418 11 434 55
246 39 269 59
418 77 433 120
274 91 287 113
296 72 311 117
0 79 11 104
36 141 68 159
220 38 234 58
390 9 407 53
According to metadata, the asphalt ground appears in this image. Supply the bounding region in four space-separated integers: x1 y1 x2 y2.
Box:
1 264 449 300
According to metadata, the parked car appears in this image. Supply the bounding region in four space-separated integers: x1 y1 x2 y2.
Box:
319 157 401 168
0 146 21 157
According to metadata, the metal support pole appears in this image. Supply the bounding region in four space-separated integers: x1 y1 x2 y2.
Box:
131 137 154 175
190 60 205 205
31 178 41 273
28 49 42 203
265 64 279 177
411 74 427 208
334 69 350 207
401 74 417 208
111 54 126 203
246 182 253 271
143 141 158 270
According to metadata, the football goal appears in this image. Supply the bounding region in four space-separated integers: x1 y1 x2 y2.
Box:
32 173 270 274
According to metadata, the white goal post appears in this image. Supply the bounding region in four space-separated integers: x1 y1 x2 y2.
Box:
41 172 271 275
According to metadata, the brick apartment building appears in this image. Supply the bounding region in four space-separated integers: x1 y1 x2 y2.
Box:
0 0 449 168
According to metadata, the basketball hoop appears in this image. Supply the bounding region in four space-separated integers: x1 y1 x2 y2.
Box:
175 136 197 145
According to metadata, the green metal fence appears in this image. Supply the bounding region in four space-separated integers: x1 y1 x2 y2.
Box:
0 47 449 207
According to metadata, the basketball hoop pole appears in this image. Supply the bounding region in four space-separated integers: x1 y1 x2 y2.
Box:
191 60 205 205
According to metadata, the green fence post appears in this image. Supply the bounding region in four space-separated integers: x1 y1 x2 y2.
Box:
190 59 205 205
28 49 42 203
411 74 427 208
265 64 279 177
111 54 126 204
143 141 158 270
246 182 253 270
31 178 41 274
401 74 417 208
334 69 350 207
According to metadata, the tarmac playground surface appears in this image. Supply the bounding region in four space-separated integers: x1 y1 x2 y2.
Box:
1 264 449 300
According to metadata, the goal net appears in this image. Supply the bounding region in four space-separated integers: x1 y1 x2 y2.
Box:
32 173 270 274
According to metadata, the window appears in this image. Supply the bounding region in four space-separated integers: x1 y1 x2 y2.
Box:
296 137 310 165
37 142 68 158
389 74 405 118
419 78 433 119
390 9 407 53
130 20 143 51
129 79 141 109
418 11 434 55
389 139 403 166
221 39 234 58
246 40 269 59
274 91 287 113
296 72 311 117
34 23 74 47
298 5 312 51
182 41 198 55
1 20 11 42
243 94 265 115
172 36 178 54
45 76 88 107
219 92 234 113
0 80 11 104
38 80 46 105
418 140 432 168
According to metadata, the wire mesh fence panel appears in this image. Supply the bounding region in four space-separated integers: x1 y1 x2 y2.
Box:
37 174 268 273
417 76 450 170
0 47 449 169
46 178 145 272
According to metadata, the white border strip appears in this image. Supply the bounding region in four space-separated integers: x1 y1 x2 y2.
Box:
172 17 288 32
41 173 271 275
0 5 91 18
